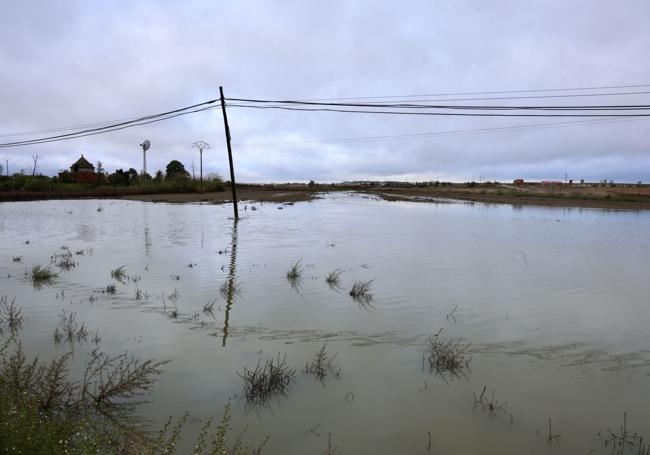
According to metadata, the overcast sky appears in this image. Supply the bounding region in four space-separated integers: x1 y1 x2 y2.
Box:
1 0 649 182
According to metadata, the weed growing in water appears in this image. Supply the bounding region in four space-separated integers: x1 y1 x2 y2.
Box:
303 344 341 383
325 270 343 290
51 247 76 271
103 284 117 294
53 310 88 345
203 298 218 315
473 386 508 420
286 260 303 282
29 265 57 288
600 413 649 455
12 256 22 263
110 265 127 283
424 329 471 380
0 296 23 335
349 280 374 307
237 353 295 409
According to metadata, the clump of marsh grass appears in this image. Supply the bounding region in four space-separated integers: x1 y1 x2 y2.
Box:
0 296 23 335
325 269 343 290
349 280 374 307
12 256 22 263
29 265 57 288
110 265 127 283
53 310 88 345
287 259 303 283
237 353 295 409
303 344 341 383
424 329 471 380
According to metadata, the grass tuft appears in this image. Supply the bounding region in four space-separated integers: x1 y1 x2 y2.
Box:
29 265 57 288
110 265 127 282
237 353 295 409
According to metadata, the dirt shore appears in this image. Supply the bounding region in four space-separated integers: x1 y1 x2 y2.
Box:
3 184 650 210
364 186 650 210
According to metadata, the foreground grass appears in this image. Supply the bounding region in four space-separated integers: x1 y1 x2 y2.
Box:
0 298 265 455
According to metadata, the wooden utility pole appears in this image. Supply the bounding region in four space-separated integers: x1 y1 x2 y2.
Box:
219 86 239 220
192 140 210 193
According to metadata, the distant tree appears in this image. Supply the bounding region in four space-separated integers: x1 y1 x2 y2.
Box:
125 168 139 183
153 170 164 182
108 169 129 186
308 180 316 188
0 163 3 176
30 154 39 176
96 161 104 175
165 160 190 180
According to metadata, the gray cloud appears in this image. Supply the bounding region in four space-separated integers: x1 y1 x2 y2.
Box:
1 0 649 182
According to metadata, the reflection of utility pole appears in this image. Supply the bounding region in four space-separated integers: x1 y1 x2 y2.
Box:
192 141 210 193
222 220 238 347
219 86 239 220
140 140 150 179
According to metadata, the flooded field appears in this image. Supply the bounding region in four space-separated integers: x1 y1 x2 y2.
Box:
2 192 650 454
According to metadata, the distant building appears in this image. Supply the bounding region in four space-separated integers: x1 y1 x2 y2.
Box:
513 179 524 185
59 155 98 183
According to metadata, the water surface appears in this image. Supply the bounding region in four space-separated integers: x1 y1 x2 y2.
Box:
1 193 649 454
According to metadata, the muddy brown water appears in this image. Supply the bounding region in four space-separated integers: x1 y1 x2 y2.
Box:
1 193 650 454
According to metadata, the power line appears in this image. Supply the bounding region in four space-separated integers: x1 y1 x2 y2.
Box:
302 90 650 105
0 101 219 148
227 97 650 111
290 83 650 102
228 103 650 118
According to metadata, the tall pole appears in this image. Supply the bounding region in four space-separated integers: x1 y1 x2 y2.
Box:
140 140 150 180
193 141 209 193
220 86 239 220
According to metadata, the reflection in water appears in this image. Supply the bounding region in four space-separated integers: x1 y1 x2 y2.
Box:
143 203 152 256
222 220 238 346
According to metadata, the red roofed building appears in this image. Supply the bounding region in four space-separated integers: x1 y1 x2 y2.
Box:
60 155 98 183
